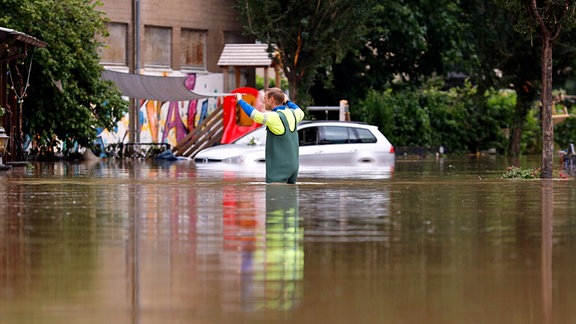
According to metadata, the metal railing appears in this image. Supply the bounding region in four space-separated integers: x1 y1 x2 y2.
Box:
104 142 171 159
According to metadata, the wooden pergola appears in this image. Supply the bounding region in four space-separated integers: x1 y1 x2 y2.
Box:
0 27 47 161
217 43 281 92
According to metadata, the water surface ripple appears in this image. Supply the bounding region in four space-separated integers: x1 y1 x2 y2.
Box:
0 157 574 324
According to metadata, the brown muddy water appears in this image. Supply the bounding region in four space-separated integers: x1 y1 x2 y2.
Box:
0 156 575 324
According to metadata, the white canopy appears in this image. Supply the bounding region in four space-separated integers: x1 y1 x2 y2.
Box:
101 69 233 101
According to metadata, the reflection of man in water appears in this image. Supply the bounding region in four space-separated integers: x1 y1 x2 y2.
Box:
261 184 303 310
236 185 303 311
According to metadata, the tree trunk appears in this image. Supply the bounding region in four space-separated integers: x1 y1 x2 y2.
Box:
541 38 554 179
508 81 536 157
508 119 523 158
284 66 299 103
289 80 298 103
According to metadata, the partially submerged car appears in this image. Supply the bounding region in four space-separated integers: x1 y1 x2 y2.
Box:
194 120 395 167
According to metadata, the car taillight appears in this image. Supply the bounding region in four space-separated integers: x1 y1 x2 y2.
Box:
389 146 395 153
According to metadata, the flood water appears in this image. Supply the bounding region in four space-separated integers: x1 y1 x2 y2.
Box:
1 156 575 324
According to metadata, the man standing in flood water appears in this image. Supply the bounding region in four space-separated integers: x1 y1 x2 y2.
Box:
236 88 304 184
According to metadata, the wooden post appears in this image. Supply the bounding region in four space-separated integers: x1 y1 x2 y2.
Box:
274 65 281 90
234 66 241 89
222 67 229 92
263 67 270 89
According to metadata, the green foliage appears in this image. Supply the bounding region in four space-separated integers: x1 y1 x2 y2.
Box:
496 0 576 36
501 166 541 179
234 0 373 102
255 75 289 91
554 113 576 150
313 0 473 103
0 0 128 150
356 88 424 147
501 166 571 179
356 79 516 153
521 107 541 154
363 0 472 85
476 88 516 152
313 1 576 158
495 0 576 177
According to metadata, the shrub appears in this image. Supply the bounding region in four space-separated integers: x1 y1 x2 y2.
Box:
502 166 572 179
355 79 515 154
501 166 541 179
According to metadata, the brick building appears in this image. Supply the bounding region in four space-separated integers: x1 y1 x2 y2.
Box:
98 0 248 76
95 0 263 146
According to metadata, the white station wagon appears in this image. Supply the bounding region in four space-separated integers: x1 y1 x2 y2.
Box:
194 120 395 167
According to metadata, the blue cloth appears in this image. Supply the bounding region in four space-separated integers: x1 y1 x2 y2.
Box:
155 149 186 161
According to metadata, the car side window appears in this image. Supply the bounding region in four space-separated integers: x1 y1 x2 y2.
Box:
354 128 377 143
299 127 318 146
318 126 349 145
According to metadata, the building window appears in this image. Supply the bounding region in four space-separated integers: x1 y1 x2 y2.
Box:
181 29 206 70
143 26 171 68
99 23 127 66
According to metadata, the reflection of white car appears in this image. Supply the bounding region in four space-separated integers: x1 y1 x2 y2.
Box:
194 120 395 166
